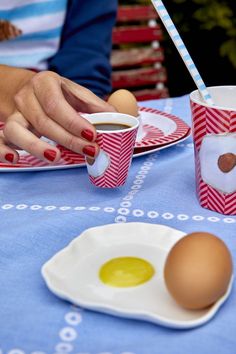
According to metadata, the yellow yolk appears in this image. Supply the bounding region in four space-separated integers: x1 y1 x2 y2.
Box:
99 257 155 287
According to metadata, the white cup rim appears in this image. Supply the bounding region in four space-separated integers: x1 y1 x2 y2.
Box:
190 85 236 111
85 112 139 133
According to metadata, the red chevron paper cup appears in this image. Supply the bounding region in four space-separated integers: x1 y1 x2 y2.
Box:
190 86 236 215
85 112 139 188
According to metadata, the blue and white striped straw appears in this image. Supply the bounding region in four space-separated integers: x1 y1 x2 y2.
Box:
151 0 214 105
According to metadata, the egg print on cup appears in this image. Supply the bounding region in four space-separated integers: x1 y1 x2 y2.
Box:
190 86 236 215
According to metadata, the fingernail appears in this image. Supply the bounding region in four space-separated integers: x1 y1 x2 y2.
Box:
5 153 14 163
82 145 96 157
81 129 94 142
44 149 56 162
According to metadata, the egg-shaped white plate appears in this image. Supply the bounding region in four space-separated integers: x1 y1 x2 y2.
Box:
41 223 233 329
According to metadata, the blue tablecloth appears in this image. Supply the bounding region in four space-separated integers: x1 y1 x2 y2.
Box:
0 95 235 354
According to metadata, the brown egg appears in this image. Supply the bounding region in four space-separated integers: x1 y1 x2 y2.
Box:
107 89 139 117
164 232 233 310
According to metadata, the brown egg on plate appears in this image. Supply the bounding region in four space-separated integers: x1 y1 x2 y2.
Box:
107 89 139 117
164 232 233 310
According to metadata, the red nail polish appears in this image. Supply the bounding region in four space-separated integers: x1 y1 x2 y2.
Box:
5 153 14 163
81 129 94 142
44 149 56 162
83 145 96 157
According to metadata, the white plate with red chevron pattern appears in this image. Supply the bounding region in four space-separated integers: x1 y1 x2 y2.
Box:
0 108 190 172
135 107 190 149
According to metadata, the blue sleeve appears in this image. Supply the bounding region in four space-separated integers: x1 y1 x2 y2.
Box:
48 0 118 98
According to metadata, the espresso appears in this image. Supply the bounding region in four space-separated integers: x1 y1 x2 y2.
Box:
94 122 131 131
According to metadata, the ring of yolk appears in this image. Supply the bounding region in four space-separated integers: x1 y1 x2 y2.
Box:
99 257 155 287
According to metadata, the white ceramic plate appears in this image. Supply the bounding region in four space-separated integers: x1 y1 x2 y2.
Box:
0 130 191 172
135 107 190 148
133 128 191 157
41 223 233 329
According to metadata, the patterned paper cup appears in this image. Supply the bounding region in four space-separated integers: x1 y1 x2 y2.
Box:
190 86 236 215
85 112 139 188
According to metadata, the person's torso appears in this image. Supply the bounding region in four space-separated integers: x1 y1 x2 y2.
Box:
0 0 68 70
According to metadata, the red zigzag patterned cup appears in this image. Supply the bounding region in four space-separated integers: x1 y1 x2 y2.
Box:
85 112 139 188
190 86 236 215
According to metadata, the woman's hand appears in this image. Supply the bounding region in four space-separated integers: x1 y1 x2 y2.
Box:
0 70 115 164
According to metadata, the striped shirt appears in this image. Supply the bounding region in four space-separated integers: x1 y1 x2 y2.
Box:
0 0 68 70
